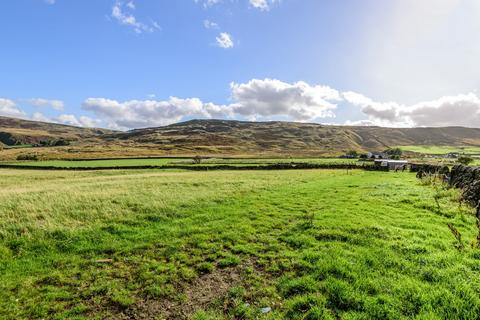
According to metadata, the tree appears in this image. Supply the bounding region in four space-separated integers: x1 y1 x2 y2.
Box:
193 155 202 164
457 156 474 165
346 150 358 158
385 148 403 160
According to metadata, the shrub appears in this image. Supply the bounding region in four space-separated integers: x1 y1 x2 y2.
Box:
16 154 38 161
346 150 358 158
457 156 474 165
54 139 70 146
384 148 403 159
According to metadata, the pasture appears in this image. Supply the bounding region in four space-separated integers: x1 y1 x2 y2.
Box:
397 145 480 155
1 168 479 319
1 157 361 169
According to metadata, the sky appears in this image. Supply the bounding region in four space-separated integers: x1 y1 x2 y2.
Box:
0 0 479 130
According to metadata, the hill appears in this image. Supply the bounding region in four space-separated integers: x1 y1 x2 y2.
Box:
1 117 480 158
116 119 480 155
0 116 113 146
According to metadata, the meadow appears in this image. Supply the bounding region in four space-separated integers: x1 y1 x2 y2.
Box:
1 168 480 319
397 145 480 155
1 157 361 169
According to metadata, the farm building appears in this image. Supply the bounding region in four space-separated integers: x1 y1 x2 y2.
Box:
374 159 408 171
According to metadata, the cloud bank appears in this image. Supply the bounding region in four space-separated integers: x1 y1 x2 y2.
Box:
344 91 480 128
3 79 480 130
82 79 480 130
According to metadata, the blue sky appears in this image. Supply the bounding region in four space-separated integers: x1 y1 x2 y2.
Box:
0 0 479 129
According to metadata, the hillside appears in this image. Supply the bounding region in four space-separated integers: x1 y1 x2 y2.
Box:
0 116 113 146
115 119 480 155
1 117 480 157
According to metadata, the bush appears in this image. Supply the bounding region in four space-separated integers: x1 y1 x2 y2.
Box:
457 156 474 165
346 150 358 158
384 148 403 159
54 139 70 146
16 154 38 161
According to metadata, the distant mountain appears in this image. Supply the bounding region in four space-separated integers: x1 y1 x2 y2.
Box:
1 116 480 156
116 119 480 155
0 116 113 146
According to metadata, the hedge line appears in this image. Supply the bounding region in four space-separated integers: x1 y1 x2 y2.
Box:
0 162 381 171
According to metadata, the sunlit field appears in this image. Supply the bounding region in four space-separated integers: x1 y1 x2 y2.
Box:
397 145 480 155
1 157 362 168
1 168 479 319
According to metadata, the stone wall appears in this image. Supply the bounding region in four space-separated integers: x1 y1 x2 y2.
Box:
449 165 480 209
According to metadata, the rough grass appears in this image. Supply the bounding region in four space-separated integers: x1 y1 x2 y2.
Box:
0 169 479 319
397 145 480 155
2 157 362 168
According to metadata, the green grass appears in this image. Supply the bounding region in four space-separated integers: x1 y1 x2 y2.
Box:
0 169 479 319
2 158 182 167
3 144 33 149
2 157 362 168
397 145 480 155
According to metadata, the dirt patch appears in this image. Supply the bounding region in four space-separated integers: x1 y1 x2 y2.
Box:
112 265 245 320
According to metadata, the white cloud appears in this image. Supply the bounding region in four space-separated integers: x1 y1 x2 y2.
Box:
31 112 99 128
56 114 99 127
82 97 225 130
204 19 219 29
230 79 340 121
81 79 342 129
0 99 26 118
195 0 221 8
44 0 55 4
344 91 480 128
31 112 52 123
111 1 159 34
126 1 135 9
27 98 64 110
249 0 278 11
216 32 234 48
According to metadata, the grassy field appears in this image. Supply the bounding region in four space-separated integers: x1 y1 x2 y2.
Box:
397 145 480 155
1 169 480 319
1 157 362 168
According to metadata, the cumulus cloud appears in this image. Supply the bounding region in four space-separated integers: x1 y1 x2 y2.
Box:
216 32 234 48
344 91 480 128
0 98 26 118
56 114 99 127
111 1 159 34
31 112 99 127
82 97 225 130
249 0 278 11
82 79 342 129
27 98 64 110
230 79 340 121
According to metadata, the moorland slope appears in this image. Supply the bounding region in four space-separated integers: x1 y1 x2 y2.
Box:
1 117 480 157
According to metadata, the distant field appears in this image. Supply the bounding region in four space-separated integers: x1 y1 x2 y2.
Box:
2 157 362 168
2 158 182 168
1 169 479 319
397 145 480 155
3 144 33 149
